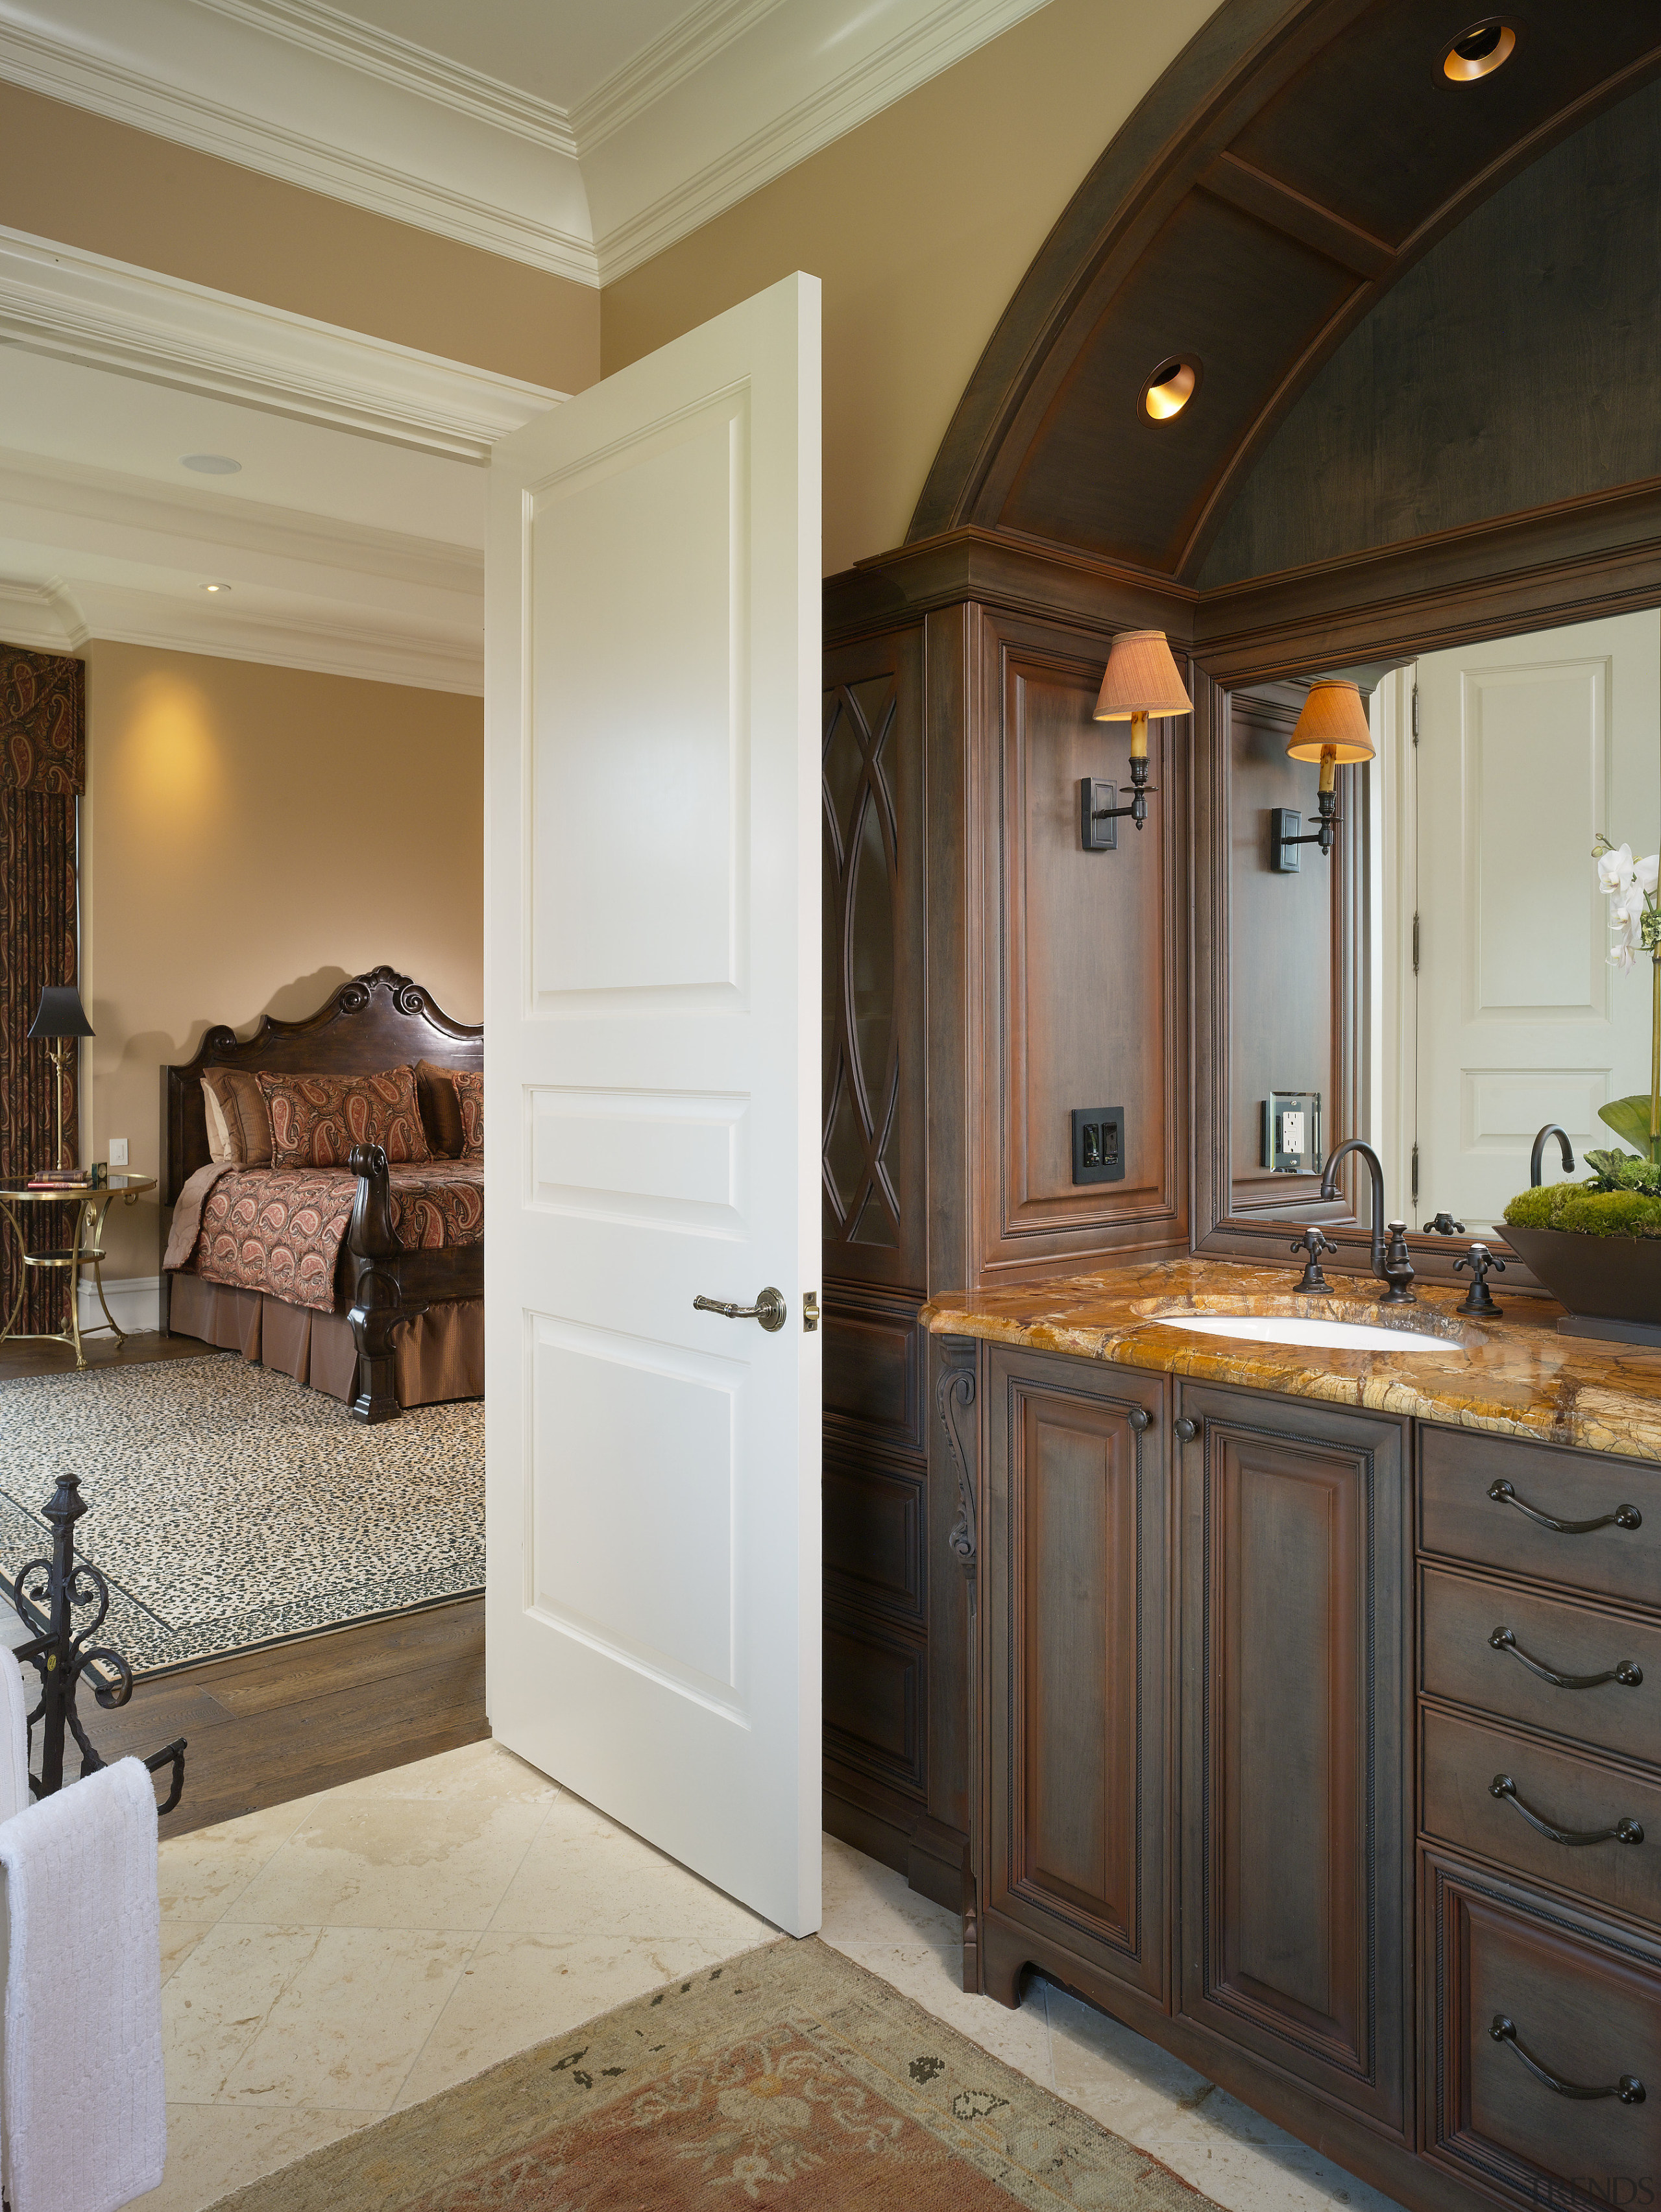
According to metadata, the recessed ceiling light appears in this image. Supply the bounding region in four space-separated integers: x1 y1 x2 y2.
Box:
201 582 232 594
182 454 241 475
1442 19 1515 80
1143 359 1199 422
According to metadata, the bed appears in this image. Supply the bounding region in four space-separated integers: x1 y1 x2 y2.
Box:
160 966 483 1424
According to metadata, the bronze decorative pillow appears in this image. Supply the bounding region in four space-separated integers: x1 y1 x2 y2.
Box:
450 1069 483 1160
201 1066 273 1168
415 1058 467 1159
257 1064 432 1170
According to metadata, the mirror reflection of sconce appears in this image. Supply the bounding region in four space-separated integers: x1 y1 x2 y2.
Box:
1079 629 1194 850
1270 679 1375 872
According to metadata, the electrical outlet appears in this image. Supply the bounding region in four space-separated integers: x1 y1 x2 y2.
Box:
108 1137 128 1168
1071 1107 1125 1185
1260 1093 1320 1173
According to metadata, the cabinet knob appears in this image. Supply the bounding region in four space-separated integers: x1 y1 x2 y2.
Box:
1174 1416 1198 1443
1128 1408 1152 1432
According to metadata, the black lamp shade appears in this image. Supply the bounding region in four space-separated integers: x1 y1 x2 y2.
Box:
27 986 93 1040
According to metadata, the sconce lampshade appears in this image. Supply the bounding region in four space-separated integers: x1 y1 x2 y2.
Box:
27 985 93 1040
1093 630 1194 723
1285 679 1375 765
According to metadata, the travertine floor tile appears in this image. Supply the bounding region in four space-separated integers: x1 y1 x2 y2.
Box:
224 1790 550 1930
322 1736 559 1810
155 1797 313 1923
488 1805 771 1948
394 1929 758 2109
162 1923 328 2103
211 1925 476 2110
130 2102 376 2212
159 1922 213 1987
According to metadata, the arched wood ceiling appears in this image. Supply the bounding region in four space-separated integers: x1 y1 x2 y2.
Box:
908 0 1661 584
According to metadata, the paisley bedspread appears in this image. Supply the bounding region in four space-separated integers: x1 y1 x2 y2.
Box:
180 1159 483 1314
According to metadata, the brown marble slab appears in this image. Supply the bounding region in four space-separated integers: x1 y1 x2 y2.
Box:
918 1259 1661 1463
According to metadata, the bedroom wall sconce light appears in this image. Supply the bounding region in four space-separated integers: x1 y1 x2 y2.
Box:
27 985 93 1172
1079 629 1194 850
1270 679 1375 872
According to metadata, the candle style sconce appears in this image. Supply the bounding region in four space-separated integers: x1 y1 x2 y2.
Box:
1079 629 1193 851
1270 679 1376 871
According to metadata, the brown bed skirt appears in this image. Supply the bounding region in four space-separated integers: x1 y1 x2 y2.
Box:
167 1273 483 1408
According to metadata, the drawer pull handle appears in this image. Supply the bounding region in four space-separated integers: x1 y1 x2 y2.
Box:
1174 1417 1198 1443
1490 1773 1645 1847
1488 1479 1642 1535
1490 2016 1646 2105
1488 1626 1643 1690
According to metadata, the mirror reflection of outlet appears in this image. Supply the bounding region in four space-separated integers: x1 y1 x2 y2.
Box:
108 1138 128 1167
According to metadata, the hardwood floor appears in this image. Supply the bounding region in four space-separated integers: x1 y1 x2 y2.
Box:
0 1330 489 1836
82 1597 488 1837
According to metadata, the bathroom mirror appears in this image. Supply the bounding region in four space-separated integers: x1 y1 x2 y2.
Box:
1226 603 1661 1242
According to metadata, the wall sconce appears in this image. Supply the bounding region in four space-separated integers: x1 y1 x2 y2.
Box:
1079 629 1193 850
1270 679 1374 871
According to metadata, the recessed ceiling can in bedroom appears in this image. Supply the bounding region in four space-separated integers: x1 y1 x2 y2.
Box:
1143 359 1198 422
181 453 242 474
1442 19 1516 80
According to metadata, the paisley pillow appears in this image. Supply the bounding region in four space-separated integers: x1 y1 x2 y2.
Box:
256 1064 431 1170
450 1069 483 1161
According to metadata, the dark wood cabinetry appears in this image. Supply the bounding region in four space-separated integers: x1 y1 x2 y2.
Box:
1176 1383 1410 2133
981 1347 1169 2011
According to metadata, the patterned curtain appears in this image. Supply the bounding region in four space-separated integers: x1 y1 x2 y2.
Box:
0 649 84 1336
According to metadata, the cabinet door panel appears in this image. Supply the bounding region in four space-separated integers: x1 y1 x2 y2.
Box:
1179 1384 1408 2131
987 1349 1169 2002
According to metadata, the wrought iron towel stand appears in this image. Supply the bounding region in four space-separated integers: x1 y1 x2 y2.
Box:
8 1471 185 1811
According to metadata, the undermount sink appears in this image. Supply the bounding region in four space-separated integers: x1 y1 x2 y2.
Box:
1132 1299 1466 1354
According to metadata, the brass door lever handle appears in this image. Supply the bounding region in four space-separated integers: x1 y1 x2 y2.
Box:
693 1288 787 1332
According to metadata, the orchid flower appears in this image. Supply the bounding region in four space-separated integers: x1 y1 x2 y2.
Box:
1595 837 1661 970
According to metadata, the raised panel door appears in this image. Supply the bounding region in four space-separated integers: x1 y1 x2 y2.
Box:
986 1347 1170 2003
1178 1382 1409 2130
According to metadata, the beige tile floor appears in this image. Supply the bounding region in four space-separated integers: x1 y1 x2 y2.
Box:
135 1737 1404 2212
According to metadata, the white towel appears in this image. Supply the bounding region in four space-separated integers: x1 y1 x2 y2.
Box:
0 1652 29 1825
0 1759 166 2212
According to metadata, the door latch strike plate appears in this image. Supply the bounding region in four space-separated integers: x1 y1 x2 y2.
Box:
803 1293 819 1333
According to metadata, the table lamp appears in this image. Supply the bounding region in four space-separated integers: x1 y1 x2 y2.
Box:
27 985 93 1174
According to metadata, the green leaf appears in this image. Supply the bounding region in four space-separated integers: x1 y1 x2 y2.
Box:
1597 1094 1661 1161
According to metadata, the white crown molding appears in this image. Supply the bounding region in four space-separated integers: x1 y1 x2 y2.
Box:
0 6 598 285
0 578 82 654
0 228 563 461
192 0 577 156
588 0 1053 282
0 0 1052 291
570 0 782 154
77 586 483 692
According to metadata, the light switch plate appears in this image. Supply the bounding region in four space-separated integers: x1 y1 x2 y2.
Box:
108 1137 128 1167
1071 1106 1125 1184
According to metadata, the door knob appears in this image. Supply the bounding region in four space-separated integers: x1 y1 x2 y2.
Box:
693 1287 787 1332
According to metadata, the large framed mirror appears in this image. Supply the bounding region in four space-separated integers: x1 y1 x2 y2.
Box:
1196 600 1661 1284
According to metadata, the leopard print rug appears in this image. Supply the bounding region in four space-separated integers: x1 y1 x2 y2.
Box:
0 1353 482 1672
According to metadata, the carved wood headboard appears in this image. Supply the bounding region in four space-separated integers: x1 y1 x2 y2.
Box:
162 966 483 1205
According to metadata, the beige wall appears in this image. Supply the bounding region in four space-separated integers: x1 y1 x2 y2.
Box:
81 642 483 1278
600 0 1219 576
0 82 600 393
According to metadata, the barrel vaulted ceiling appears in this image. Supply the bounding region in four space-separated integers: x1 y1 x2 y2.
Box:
911 0 1661 584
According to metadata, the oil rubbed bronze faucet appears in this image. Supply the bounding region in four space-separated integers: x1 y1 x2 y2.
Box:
1319 1138 1416 1304
1530 1124 1575 1186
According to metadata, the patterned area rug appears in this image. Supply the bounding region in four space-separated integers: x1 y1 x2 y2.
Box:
210 1938 1222 2211
0 1354 483 1672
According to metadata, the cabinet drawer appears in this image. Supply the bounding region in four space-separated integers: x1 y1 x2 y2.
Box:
1420 1425 1660 1607
1425 1853 1661 2211
1422 1565 1660 1767
1423 1707 1661 1927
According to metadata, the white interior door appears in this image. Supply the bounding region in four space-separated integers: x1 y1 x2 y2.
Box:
484 272 822 1937
1416 610 1661 1227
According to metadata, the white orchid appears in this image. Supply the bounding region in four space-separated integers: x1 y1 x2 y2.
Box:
1595 836 1661 970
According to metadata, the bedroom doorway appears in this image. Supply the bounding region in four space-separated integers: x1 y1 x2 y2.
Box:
483 274 824 1936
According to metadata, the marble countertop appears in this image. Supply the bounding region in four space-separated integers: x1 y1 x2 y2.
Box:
918 1258 1661 1462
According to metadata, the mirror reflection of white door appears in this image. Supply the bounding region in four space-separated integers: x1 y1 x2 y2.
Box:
483 273 822 1937
1416 610 1661 1229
